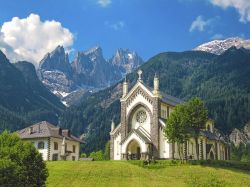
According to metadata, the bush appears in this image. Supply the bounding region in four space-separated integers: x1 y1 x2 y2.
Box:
0 131 48 186
80 153 87 158
89 150 104 161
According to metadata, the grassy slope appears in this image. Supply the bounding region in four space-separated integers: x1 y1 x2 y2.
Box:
46 161 250 187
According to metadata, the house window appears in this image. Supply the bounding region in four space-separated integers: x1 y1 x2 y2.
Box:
52 154 58 161
54 142 58 150
72 156 75 161
73 145 76 153
161 109 167 119
38 141 45 149
65 143 67 151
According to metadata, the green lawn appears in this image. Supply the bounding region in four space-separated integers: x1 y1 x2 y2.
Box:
46 161 250 187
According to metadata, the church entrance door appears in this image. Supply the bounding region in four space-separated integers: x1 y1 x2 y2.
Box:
127 139 141 160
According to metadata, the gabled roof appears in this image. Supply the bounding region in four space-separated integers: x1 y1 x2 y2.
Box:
161 93 183 106
122 80 182 107
121 80 154 101
120 128 151 144
16 121 84 143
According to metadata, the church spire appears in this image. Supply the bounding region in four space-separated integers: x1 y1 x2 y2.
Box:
122 76 128 98
153 73 160 96
111 119 115 132
137 69 143 82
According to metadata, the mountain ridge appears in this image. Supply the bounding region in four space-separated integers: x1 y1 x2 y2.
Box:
193 37 250 55
38 46 144 103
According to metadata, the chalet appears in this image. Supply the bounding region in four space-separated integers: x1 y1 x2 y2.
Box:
17 121 83 161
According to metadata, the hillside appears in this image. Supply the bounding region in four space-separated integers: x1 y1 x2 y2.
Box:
0 51 65 132
46 161 250 187
59 47 250 153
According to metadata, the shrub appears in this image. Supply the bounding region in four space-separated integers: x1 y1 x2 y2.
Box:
89 150 104 161
80 153 87 158
0 131 48 186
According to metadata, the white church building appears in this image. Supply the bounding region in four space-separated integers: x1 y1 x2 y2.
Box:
110 70 229 160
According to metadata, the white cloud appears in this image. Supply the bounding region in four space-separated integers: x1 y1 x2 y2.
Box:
97 0 111 7
189 16 211 32
105 21 125 31
210 0 250 22
0 13 74 67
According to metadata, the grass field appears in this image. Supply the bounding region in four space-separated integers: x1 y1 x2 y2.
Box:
46 161 250 187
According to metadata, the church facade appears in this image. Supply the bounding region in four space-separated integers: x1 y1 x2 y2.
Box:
110 70 229 160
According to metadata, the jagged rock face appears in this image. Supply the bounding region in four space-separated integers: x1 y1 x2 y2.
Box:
38 45 144 103
38 46 75 96
193 37 250 55
229 123 250 146
109 48 144 75
39 46 72 75
71 47 119 88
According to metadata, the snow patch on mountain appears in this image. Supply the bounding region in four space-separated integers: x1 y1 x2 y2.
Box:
193 37 250 55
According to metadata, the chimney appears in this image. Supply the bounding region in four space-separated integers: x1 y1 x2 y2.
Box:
28 127 33 134
122 77 128 98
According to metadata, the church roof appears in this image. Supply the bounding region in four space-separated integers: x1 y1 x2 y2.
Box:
16 121 84 143
141 82 183 106
200 130 219 140
161 93 183 106
120 128 151 144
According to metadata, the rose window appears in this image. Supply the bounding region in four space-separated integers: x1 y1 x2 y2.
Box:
136 110 147 124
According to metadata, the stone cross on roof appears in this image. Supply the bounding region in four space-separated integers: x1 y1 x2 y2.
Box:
137 69 143 81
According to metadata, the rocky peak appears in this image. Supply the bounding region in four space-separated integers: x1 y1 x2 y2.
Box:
110 48 144 74
193 37 250 55
229 123 250 147
83 46 103 57
38 45 71 75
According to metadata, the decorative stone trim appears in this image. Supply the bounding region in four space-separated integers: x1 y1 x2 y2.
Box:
126 102 153 134
126 87 153 109
48 137 51 160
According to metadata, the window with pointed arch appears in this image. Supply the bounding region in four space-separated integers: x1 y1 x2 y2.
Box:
38 141 45 149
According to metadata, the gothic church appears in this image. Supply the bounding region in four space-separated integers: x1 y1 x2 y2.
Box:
110 70 229 160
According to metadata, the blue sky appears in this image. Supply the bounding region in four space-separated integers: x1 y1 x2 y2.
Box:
0 0 249 64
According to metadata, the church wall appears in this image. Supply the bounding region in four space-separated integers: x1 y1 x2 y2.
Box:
113 133 121 160
159 127 171 158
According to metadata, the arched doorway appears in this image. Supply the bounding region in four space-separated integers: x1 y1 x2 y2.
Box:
127 139 141 160
209 150 215 160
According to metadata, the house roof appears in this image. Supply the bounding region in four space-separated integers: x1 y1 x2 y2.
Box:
16 121 84 143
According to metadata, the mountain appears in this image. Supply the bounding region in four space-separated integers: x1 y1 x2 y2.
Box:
59 47 250 153
0 50 65 132
109 48 144 75
38 46 144 104
37 46 76 97
71 46 120 88
193 37 250 55
230 123 250 147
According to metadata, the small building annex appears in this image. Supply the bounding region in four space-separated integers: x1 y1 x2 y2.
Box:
17 121 83 161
